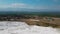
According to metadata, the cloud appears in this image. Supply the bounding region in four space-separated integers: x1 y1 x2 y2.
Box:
0 3 60 11
0 3 27 8
0 3 38 9
0 3 48 10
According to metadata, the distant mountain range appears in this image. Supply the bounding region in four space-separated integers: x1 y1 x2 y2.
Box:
0 11 60 17
0 8 60 11
0 8 60 17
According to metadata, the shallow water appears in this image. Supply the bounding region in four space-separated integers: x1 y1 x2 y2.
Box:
0 21 60 34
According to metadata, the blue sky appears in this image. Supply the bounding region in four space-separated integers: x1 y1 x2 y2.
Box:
0 0 60 11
